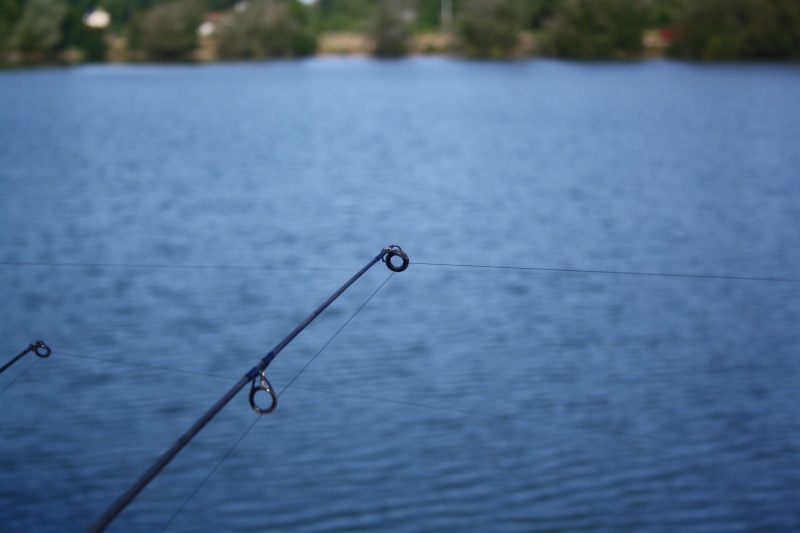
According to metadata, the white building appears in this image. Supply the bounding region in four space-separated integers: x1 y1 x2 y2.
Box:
83 8 111 29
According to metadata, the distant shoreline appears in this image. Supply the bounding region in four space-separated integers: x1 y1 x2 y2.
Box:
2 30 674 67
6 32 800 70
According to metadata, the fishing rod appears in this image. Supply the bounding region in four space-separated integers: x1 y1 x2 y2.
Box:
0 341 51 375
88 245 409 533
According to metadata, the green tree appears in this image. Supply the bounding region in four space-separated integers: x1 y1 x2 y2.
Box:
645 0 680 27
413 0 441 31
542 0 648 59
316 0 373 32
60 0 109 60
99 0 156 29
0 0 21 51
519 0 563 30
669 0 800 60
13 0 68 54
128 0 203 60
457 0 518 58
370 0 409 57
216 0 316 59
71 25 107 60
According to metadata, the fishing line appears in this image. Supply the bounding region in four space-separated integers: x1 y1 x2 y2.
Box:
290 386 799 462
413 261 800 284
160 271 395 532
87 245 409 533
280 272 395 394
292 386 677 445
54 347 792 433
0 260 351 272
55 351 238 382
159 414 261 533
51 341 792 450
169 376 796 520
57 347 798 436
3 258 798 283
0 359 39 395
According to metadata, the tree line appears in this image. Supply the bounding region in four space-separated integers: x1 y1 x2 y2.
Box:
1 0 799 63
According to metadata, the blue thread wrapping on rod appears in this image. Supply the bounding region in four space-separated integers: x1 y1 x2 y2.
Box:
87 245 408 533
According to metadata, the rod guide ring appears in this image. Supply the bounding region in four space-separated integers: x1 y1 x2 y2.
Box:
32 341 51 358
249 371 277 414
384 245 409 272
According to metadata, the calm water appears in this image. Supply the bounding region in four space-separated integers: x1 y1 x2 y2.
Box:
1 58 799 532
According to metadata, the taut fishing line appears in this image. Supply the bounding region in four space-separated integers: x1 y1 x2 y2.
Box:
0 260 350 272
54 346 789 446
3 258 798 283
56 351 238 382
160 271 395 532
0 360 39 395
412 262 800 284
87 245 409 533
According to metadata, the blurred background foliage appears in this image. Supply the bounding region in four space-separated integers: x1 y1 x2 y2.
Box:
457 0 518 59
369 0 409 57
127 0 204 60
541 0 650 59
668 0 800 60
215 0 315 59
1 0 799 63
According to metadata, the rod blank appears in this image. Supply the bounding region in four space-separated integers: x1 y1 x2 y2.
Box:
88 245 407 533
0 341 51 375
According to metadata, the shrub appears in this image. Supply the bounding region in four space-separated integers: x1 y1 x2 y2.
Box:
0 0 21 51
542 0 648 60
216 0 317 59
370 0 409 58
129 0 203 61
457 0 518 59
668 0 800 60
61 8 108 61
12 0 67 54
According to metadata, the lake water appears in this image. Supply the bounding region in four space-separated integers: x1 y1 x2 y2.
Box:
1 58 799 532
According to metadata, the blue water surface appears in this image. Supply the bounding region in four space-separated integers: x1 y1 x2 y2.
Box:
1 58 799 532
